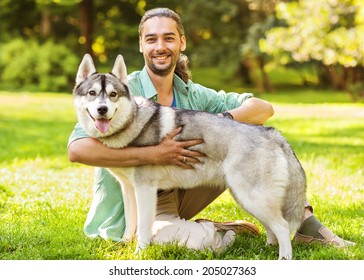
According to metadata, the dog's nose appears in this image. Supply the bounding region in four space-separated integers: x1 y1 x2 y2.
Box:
97 105 108 115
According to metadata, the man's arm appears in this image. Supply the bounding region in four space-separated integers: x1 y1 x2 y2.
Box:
68 127 205 169
226 97 274 125
68 98 272 168
192 83 273 125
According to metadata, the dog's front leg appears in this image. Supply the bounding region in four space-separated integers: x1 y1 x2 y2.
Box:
120 180 137 242
134 184 157 251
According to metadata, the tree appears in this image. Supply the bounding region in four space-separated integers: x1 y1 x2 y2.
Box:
0 0 290 90
79 0 93 55
178 0 279 91
260 0 364 96
240 17 275 92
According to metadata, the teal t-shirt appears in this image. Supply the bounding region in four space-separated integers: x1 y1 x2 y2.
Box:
68 67 253 241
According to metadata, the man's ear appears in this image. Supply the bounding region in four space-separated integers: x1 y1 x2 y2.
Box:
139 37 143 53
111 55 128 85
180 35 186 52
76 54 96 85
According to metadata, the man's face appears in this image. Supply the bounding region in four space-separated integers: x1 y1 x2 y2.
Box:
139 17 186 77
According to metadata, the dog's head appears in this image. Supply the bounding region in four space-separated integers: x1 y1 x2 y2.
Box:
73 54 135 138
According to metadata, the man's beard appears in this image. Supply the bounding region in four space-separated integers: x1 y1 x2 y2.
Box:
148 62 174 77
147 51 178 77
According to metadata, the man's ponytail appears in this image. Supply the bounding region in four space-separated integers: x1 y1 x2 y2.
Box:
175 54 191 83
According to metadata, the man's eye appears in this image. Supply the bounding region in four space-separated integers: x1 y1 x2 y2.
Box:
89 90 96 96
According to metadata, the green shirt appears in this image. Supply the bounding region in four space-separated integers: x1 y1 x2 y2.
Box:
68 67 253 241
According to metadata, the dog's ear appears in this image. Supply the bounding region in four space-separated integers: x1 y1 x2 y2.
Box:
76 54 96 85
111 55 128 85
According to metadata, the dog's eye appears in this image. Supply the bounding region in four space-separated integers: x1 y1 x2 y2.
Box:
110 92 117 98
89 90 96 96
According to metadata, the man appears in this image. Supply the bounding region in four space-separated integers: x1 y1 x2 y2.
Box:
68 7 353 250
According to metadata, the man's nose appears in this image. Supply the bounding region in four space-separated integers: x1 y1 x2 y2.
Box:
156 39 166 51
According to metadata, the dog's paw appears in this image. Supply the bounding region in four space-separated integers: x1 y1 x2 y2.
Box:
133 246 142 255
136 240 150 250
121 234 135 243
266 240 278 246
278 253 292 260
134 241 150 255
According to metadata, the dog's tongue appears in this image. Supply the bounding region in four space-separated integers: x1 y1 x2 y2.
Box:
95 119 110 133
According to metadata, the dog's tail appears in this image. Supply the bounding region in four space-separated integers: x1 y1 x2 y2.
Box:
281 143 307 236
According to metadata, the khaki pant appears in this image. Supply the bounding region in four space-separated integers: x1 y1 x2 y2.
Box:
152 187 235 250
156 187 225 218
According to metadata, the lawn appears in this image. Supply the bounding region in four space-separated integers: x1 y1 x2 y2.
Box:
0 90 363 260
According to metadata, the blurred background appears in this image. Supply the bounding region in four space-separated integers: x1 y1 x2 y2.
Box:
1 1 363 261
0 0 363 99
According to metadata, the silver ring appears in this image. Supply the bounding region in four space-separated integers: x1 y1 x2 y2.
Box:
183 156 186 163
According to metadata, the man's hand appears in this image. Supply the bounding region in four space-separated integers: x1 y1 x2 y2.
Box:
153 127 205 169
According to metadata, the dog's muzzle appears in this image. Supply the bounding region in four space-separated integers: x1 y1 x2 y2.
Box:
86 105 112 134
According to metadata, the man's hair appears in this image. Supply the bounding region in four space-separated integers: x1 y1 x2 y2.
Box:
139 7 185 37
139 7 191 83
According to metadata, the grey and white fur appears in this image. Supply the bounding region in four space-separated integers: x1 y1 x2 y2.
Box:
73 54 307 260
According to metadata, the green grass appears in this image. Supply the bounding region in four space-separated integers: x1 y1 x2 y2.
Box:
0 90 363 260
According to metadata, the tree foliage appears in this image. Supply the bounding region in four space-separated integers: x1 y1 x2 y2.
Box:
262 0 364 66
0 0 363 95
0 38 78 91
260 0 364 95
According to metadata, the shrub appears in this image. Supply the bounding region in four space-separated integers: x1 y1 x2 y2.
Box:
0 38 78 92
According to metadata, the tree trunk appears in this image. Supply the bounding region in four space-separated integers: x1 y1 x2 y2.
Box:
241 58 264 92
328 66 346 90
238 61 253 86
79 0 93 55
257 56 273 92
41 8 51 38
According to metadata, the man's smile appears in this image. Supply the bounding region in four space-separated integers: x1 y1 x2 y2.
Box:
152 54 171 62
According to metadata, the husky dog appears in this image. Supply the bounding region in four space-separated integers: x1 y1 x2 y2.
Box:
73 54 307 260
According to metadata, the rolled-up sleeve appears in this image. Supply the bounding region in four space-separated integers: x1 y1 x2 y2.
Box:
67 123 90 147
190 82 253 114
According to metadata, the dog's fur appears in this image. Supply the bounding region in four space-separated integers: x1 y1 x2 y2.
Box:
73 54 307 259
